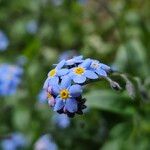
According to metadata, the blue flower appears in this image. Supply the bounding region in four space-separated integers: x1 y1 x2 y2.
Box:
34 134 58 150
0 31 9 51
65 55 83 66
43 60 69 89
52 76 83 113
26 20 38 34
68 59 98 84
1 133 26 150
0 64 23 96
52 114 70 128
90 60 111 77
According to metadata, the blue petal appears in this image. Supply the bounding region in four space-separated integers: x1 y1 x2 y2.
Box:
56 59 66 69
84 70 98 79
100 63 111 71
65 98 77 113
49 77 59 85
52 85 60 96
54 98 64 111
96 68 107 77
69 84 82 97
43 78 50 89
57 69 69 76
80 59 91 68
61 76 71 89
73 75 86 84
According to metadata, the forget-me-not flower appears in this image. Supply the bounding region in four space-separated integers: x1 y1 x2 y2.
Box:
43 55 112 117
69 59 98 84
52 76 83 113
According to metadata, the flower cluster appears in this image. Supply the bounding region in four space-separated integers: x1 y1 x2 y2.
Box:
0 64 23 96
43 56 111 117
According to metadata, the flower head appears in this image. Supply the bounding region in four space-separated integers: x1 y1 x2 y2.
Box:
43 55 111 117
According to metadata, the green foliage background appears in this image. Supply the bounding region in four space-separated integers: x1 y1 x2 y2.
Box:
0 0 150 149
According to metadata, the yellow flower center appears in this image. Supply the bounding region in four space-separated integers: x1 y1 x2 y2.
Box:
48 69 56 77
60 89 70 100
74 67 85 75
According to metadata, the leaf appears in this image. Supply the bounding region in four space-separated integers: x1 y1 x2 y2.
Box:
85 90 135 115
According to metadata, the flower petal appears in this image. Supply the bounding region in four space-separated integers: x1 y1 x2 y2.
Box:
84 70 98 79
49 77 59 85
57 69 69 76
80 59 91 68
65 98 77 113
100 63 111 72
69 84 82 97
52 85 60 96
96 68 107 77
56 59 66 69
54 98 64 111
73 75 86 84
61 76 71 89
43 78 50 89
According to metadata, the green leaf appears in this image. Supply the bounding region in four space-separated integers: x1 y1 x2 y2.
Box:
85 90 135 115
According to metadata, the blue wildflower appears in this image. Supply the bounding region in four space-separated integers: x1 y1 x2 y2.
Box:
34 134 58 150
52 114 70 128
90 60 111 77
43 55 112 117
1 133 26 150
0 31 9 51
52 76 83 113
68 59 98 84
26 20 38 34
43 60 69 89
0 64 23 96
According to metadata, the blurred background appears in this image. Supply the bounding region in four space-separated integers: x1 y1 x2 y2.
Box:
0 0 150 149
